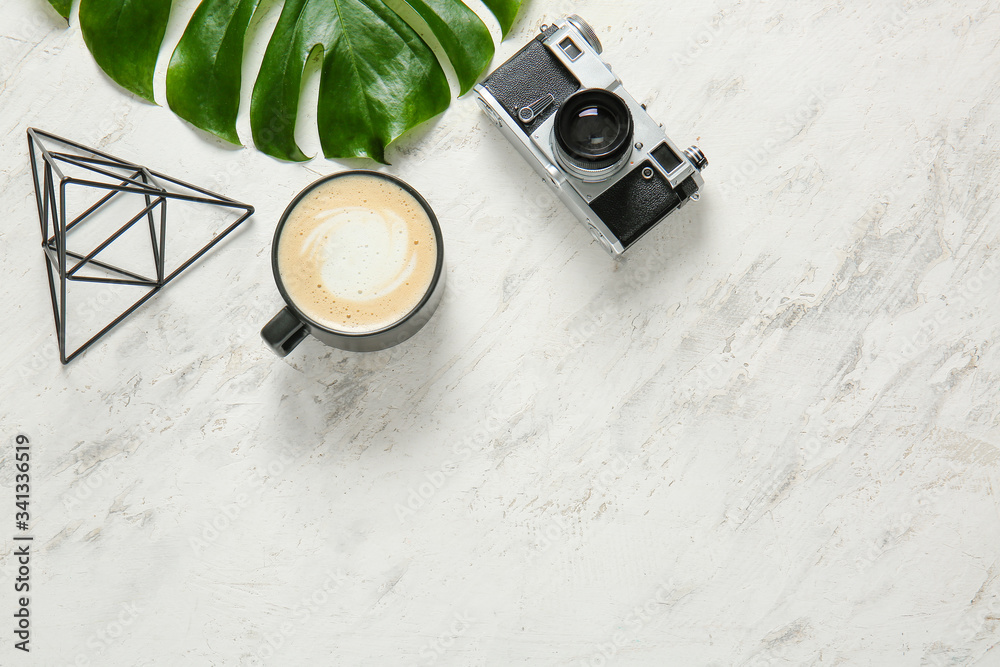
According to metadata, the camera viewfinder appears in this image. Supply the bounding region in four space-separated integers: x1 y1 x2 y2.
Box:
651 143 683 173
559 38 583 60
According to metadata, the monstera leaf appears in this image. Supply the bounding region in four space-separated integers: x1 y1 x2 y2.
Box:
47 0 71 18
54 0 522 162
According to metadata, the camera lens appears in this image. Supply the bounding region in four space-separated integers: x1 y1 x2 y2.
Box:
554 89 634 181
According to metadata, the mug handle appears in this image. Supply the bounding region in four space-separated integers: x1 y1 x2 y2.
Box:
261 307 309 357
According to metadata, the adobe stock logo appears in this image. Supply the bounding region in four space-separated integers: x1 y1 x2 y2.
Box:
719 84 833 198
408 611 473 666
394 375 542 523
670 10 729 71
578 579 679 666
62 601 143 666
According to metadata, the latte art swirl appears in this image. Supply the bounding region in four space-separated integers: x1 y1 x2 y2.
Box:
301 205 421 302
277 175 438 333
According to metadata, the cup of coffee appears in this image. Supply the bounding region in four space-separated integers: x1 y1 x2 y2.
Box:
261 171 445 356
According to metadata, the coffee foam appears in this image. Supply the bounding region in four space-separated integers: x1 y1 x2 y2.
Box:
277 174 438 333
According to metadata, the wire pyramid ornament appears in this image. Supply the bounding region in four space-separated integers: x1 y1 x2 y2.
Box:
27 128 255 364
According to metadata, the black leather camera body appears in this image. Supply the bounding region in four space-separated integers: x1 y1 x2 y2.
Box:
475 16 707 255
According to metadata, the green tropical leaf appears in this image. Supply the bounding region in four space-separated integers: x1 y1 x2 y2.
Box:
47 0 71 20
401 0 495 95
479 0 520 36
251 0 452 162
79 0 173 103
60 0 524 162
166 0 261 145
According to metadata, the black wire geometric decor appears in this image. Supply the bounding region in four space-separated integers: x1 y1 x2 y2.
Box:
27 128 254 364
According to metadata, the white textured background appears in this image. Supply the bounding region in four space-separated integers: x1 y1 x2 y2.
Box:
2 0 999 665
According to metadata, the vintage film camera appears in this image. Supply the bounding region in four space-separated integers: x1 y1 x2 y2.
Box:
475 16 707 255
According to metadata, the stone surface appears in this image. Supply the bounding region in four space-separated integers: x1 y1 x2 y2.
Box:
1 0 999 664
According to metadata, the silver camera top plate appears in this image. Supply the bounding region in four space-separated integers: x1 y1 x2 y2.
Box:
532 21 700 198
474 16 707 255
